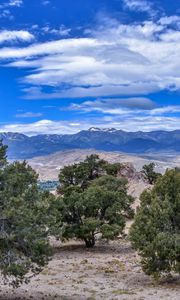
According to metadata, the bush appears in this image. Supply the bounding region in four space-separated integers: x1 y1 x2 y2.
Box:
130 168 180 279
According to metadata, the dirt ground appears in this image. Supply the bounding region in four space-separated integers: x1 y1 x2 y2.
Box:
0 239 179 300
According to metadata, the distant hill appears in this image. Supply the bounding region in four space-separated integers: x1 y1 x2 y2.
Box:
26 149 180 181
1 128 180 159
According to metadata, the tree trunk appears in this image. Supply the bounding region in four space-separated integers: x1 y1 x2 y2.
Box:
84 237 95 248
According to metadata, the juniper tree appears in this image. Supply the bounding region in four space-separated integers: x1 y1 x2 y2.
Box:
142 162 161 185
130 169 180 279
0 140 7 168
0 143 53 287
103 163 122 176
58 154 106 193
56 156 134 248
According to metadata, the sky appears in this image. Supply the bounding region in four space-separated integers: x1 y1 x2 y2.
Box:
0 0 180 135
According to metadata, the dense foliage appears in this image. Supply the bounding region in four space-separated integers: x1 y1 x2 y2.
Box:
142 162 161 185
58 154 106 191
0 141 53 287
130 169 180 279
56 155 134 247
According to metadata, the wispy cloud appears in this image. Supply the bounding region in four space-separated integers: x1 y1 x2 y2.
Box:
122 0 157 17
158 15 180 26
0 113 180 135
149 106 180 115
6 95 179 135
67 98 157 113
1 14 179 99
67 101 180 119
8 0 23 7
0 0 23 8
0 30 34 43
0 0 23 19
15 112 43 118
41 25 71 37
0 9 13 19
41 0 50 5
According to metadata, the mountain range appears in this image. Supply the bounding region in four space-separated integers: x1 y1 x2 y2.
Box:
1 127 180 159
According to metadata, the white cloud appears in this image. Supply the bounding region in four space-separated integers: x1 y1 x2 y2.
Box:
0 0 23 9
149 106 180 115
0 120 84 135
0 0 23 19
73 101 180 118
15 112 43 118
0 113 180 135
0 9 13 19
158 15 180 26
41 25 71 37
0 5 178 134
0 15 180 99
67 98 156 113
122 0 156 17
22 83 159 99
2 100 178 135
0 30 34 43
8 0 23 7
0 38 100 58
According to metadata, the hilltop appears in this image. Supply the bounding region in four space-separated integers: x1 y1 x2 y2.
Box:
25 149 179 181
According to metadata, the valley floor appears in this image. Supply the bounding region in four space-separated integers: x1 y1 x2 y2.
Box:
0 240 179 300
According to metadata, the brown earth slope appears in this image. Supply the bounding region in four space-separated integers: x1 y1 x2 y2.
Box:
26 149 179 181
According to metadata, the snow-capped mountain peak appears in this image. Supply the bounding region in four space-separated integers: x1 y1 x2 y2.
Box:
88 127 117 133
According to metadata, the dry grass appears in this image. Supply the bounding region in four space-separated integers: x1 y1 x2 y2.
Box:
0 240 180 300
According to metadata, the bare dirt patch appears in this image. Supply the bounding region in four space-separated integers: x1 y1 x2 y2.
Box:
0 240 179 300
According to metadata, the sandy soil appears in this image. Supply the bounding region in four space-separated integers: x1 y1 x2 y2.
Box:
0 240 179 300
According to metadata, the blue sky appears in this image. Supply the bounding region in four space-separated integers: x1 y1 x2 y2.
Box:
0 0 180 135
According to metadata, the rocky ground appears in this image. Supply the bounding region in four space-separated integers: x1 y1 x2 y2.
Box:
0 240 179 300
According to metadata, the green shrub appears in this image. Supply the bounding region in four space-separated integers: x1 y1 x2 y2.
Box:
130 168 180 279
